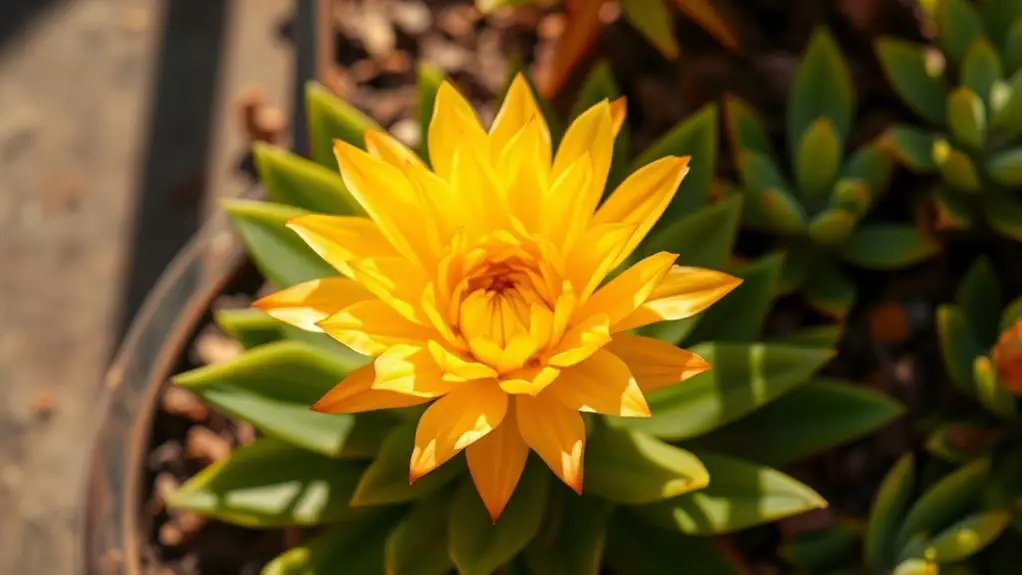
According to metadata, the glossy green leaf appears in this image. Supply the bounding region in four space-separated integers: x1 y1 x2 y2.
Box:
417 63 445 164
963 38 1003 105
525 493 612 575
635 103 719 216
992 70 1022 136
985 188 1022 241
985 446 1022 511
1005 18 1022 72
876 38 948 125
933 140 982 191
743 186 808 235
637 195 741 270
789 28 854 155
779 521 861 572
947 87 987 148
585 426 708 504
448 463 549 575
351 421 464 506
621 0 679 59
776 325 844 348
778 245 813 295
795 117 842 202
866 454 917 568
830 179 872 217
937 305 987 395
623 342 832 440
926 511 1011 563
883 125 940 172
932 185 976 230
254 142 360 215
384 489 456 575
683 253 782 344
842 142 893 198
979 0 1022 51
975 356 1016 418
723 94 774 160
634 451 827 535
896 458 991 552
898 533 933 564
841 224 941 270
306 82 378 169
572 61 629 191
169 438 366 527
173 341 368 457
956 257 1004 344
224 199 335 287
987 147 1022 185
809 208 857 247
691 380 903 468
804 258 857 318
605 513 741 575
935 0 986 65
263 508 402 574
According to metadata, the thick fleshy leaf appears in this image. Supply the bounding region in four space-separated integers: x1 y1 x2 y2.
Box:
829 180 872 218
417 63 446 164
875 39 948 125
808 208 857 247
448 463 549 575
895 458 991 552
740 187 808 236
935 139 982 191
173 341 369 457
306 82 379 168
841 224 941 270
525 492 612 575
893 559 938 575
621 342 832 440
789 28 854 154
585 426 708 504
636 196 741 269
351 421 464 506
634 103 719 217
980 0 1022 50
935 0 986 65
169 438 366 527
937 305 987 395
883 125 940 172
724 94 774 160
866 454 917 568
992 70 1022 136
634 451 827 535
1004 18 1022 73
263 508 402 574
224 199 336 287
804 257 857 318
987 147 1022 186
778 521 861 572
985 188 1022 241
214 307 344 353
926 511 1011 563
795 117 842 203
975 355 1016 418
683 253 782 344
691 380 903 467
254 142 361 215
384 488 456 575
956 257 1004 344
963 38 1003 106
605 513 741 575
776 325 844 348
621 0 679 59
842 143 893 198
947 87 987 148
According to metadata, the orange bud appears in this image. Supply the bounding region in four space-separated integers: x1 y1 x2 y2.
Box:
993 319 1022 395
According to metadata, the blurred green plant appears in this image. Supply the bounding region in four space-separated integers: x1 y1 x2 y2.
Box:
164 65 903 574
724 28 939 319
876 0 1022 241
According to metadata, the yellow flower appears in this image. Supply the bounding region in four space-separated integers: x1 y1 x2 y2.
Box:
253 75 741 520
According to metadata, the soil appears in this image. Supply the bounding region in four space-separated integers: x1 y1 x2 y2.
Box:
133 0 1022 573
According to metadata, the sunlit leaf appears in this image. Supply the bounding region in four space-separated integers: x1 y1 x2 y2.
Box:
263 508 403 574
306 82 379 168
384 489 456 575
895 458 991 552
585 426 708 504
866 454 917 569
875 39 948 125
789 28 854 156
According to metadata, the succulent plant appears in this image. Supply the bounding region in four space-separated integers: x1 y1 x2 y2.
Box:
876 0 1022 241
724 28 939 319
167 65 901 574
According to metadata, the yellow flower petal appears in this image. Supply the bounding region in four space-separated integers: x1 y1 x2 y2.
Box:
610 96 627 137
450 145 510 237
286 215 398 276
516 393 586 493
498 116 551 231
564 222 637 301
592 155 690 266
498 365 561 396
541 153 593 249
428 81 489 182
318 300 434 356
614 265 743 331
577 251 678 326
345 256 429 324
490 73 551 162
544 349 650 417
606 333 710 394
547 313 611 368
364 129 427 170
551 100 613 224
311 363 432 414
410 381 508 482
252 277 373 333
466 406 529 521
427 340 498 382
372 344 457 398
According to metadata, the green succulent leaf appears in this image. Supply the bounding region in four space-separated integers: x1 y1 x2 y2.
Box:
223 199 335 287
992 70 1022 137
974 356 1016 418
987 147 1022 185
691 380 903 468
351 421 464 506
809 208 857 247
933 140 982 191
893 558 939 575
417 63 446 165
937 305 987 395
963 38 1003 105
875 39 948 125
743 186 808 235
573 61 629 191
254 143 361 215
925 511 1011 563
169 438 366 527
895 457 991 553
866 454 917 569
795 117 843 202
777 246 812 295
214 307 339 352
956 257 1004 344
830 179 872 217
605 513 741 575
1001 296 1022 330
585 426 709 504
985 188 1022 241
623 342 832 440
263 508 402 574
525 493 612 575
778 521 861 572
1005 18 1022 72
723 94 774 160
884 126 940 172
789 28 854 155
936 0 987 65
925 422 998 464
306 82 378 169
634 450 827 535
635 103 719 216
775 325 844 348
448 463 549 575
947 87 987 148
803 258 857 318
841 224 941 270
384 489 456 575
682 252 782 344
841 142 893 198
621 0 679 60
173 341 370 457
979 0 1022 51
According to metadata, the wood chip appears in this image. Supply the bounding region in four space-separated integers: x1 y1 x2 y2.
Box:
390 1 432 35
31 389 56 420
185 426 231 464
161 387 208 422
867 302 912 344
193 328 243 366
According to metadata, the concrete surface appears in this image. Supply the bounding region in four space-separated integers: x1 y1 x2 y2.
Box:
0 0 290 572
